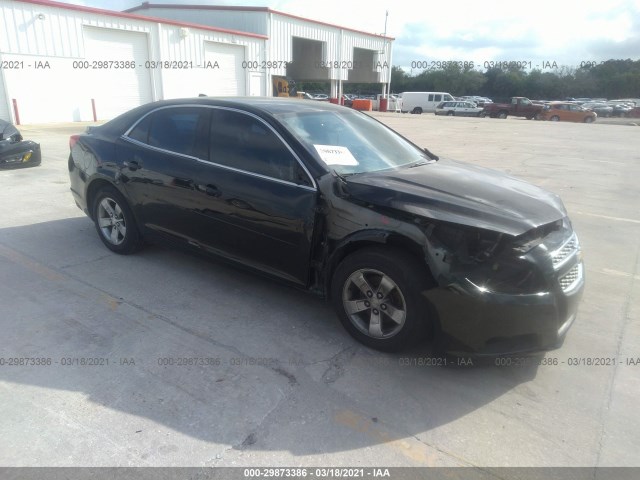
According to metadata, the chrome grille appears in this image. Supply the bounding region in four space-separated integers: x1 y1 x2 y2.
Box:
551 234 579 269
559 263 582 292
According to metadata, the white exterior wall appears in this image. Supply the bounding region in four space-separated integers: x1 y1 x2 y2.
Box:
122 6 393 90
126 8 269 36
0 0 265 123
156 24 261 100
269 14 391 83
0 66 11 121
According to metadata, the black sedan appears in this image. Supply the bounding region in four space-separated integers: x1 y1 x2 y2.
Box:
0 119 41 168
68 98 584 355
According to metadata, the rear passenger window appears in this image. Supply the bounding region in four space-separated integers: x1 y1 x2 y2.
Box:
428 94 434 101
128 115 151 144
146 107 208 159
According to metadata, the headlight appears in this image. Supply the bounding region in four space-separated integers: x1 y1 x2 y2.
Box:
22 152 32 162
464 256 547 295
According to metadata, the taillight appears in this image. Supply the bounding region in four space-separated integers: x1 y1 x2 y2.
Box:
69 134 80 149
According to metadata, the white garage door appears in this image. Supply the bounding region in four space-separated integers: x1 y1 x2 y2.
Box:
203 42 246 96
83 26 153 120
0 56 77 124
0 70 9 122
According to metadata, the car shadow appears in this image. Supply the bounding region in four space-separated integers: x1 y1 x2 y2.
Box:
0 217 542 463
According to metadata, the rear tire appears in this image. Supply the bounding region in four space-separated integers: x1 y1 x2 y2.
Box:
331 247 435 352
550 115 560 122
447 111 454 116
584 116 594 123
497 111 508 119
411 107 423 114
92 185 143 255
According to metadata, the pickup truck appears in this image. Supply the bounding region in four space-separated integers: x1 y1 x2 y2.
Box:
481 97 544 119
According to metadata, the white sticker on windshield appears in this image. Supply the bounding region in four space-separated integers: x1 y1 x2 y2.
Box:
313 145 359 166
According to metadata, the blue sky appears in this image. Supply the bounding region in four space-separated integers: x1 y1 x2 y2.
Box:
71 0 640 72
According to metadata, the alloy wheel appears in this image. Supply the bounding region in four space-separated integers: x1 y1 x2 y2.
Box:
97 197 127 246
342 268 407 339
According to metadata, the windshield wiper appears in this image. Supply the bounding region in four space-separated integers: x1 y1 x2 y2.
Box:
423 147 439 161
332 169 349 183
408 160 429 168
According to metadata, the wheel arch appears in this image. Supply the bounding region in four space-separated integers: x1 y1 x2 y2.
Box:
85 177 125 221
324 229 434 300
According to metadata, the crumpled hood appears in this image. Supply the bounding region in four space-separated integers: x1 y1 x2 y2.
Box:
345 158 567 236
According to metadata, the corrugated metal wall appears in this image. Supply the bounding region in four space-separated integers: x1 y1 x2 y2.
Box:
127 8 268 36
269 14 391 82
0 67 10 121
0 0 265 123
115 6 393 83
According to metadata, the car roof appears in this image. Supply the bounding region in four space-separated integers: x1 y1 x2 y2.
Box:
96 97 352 135
164 96 345 113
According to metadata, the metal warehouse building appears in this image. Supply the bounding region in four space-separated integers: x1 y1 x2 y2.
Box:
0 0 393 124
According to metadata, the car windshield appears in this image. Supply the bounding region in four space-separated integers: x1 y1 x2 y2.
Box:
277 110 429 175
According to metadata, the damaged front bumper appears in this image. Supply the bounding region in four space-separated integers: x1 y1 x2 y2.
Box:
426 233 584 356
0 141 41 168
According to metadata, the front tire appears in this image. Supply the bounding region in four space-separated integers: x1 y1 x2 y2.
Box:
550 115 560 122
331 247 434 352
411 107 423 114
92 185 143 254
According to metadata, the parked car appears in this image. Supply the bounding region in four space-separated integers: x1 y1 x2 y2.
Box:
0 119 41 169
341 95 354 108
462 96 492 106
296 91 316 100
68 98 584 355
607 102 633 117
539 102 597 123
581 103 613 117
482 97 544 119
435 101 484 117
627 106 640 118
313 94 329 101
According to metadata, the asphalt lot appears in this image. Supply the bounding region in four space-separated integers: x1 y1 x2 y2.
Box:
0 113 638 469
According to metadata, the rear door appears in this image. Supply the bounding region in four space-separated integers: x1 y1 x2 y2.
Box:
118 105 317 285
117 106 211 244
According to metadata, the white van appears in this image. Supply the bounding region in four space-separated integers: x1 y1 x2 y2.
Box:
399 92 455 114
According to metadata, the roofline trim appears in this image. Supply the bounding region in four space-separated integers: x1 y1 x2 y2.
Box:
13 0 269 40
124 3 395 41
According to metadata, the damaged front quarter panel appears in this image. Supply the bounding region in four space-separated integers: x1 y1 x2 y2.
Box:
314 168 581 356
314 173 434 296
